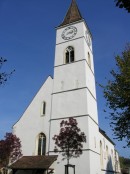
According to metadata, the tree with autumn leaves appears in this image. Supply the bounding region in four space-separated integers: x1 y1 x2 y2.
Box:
53 118 86 165
0 133 22 168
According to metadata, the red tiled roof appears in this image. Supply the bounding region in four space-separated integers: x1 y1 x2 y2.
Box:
9 156 58 170
59 0 83 27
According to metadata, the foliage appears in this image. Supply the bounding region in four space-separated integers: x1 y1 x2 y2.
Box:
0 57 15 86
102 44 130 147
0 133 22 167
120 156 130 168
115 0 130 12
52 118 86 164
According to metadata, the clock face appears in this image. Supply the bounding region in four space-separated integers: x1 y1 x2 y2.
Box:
85 30 91 47
61 26 77 40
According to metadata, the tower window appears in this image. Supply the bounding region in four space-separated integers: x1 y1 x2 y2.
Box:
41 101 46 116
65 46 74 64
37 133 46 155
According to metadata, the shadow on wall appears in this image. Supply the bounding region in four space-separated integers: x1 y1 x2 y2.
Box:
105 156 114 174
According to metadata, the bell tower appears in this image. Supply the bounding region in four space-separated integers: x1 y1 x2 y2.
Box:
52 0 97 122
49 0 100 173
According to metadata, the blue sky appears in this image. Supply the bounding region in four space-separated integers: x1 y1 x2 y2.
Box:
0 0 130 158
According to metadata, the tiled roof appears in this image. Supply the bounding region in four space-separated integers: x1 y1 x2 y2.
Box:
59 0 83 27
9 156 58 169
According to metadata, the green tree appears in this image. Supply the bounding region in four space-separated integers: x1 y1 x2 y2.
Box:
102 45 130 147
0 57 14 86
115 0 130 13
120 156 130 168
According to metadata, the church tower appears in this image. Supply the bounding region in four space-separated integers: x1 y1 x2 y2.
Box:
49 0 100 173
12 1 120 174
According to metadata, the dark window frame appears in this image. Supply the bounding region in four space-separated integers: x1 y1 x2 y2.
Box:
65 46 74 64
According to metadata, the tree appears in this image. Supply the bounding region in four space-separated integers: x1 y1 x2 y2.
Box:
120 156 130 169
52 118 86 165
0 133 22 168
102 44 130 147
115 0 130 13
0 57 15 86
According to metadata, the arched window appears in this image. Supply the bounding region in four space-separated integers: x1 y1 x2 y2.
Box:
88 52 91 68
100 141 103 168
106 145 109 160
65 46 74 64
111 149 114 166
37 133 46 155
115 150 118 171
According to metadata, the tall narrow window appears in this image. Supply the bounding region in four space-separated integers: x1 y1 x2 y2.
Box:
88 52 91 68
111 149 114 167
94 137 96 148
100 141 103 169
106 145 109 160
65 46 74 64
38 133 46 155
41 101 46 116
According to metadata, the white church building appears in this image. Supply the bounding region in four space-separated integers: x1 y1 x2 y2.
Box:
12 0 121 174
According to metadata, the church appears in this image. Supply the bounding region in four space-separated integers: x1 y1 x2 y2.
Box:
11 0 121 174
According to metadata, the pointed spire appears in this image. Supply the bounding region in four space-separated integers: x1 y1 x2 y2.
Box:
59 0 83 27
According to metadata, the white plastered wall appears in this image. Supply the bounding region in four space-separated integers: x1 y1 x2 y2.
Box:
99 132 117 173
53 61 87 93
13 76 53 156
49 116 90 174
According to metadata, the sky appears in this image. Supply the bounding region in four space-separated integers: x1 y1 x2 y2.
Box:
0 0 130 158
